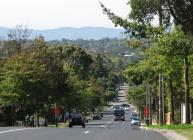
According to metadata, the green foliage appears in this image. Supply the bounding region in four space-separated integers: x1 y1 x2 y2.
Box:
166 0 193 35
0 35 124 125
129 0 171 26
100 2 165 39
127 86 146 108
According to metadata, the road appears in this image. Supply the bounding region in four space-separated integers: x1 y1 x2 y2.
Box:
0 86 168 140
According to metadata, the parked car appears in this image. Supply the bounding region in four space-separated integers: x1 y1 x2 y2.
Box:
83 117 88 123
99 112 103 117
69 115 85 128
114 109 125 121
92 113 102 120
130 112 137 120
131 117 141 126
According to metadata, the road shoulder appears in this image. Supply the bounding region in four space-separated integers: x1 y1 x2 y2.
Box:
142 127 188 140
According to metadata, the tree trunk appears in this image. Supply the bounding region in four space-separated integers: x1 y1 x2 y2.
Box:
169 73 175 123
184 56 190 124
37 103 40 127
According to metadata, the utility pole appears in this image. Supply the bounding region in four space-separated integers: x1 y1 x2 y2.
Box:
148 83 152 125
162 76 165 125
158 0 164 126
159 73 163 125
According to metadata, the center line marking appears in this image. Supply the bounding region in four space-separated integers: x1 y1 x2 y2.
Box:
100 120 113 128
84 130 90 134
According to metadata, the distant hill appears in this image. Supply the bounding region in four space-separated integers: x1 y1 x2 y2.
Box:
0 27 124 40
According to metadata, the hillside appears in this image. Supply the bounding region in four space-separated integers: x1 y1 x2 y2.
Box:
0 27 124 40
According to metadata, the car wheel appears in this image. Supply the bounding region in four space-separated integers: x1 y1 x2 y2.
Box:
82 125 85 128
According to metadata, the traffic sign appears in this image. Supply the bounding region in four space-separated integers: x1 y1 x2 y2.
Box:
144 106 149 116
53 107 60 116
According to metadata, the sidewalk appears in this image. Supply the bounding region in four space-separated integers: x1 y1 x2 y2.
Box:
142 127 188 140
153 129 188 140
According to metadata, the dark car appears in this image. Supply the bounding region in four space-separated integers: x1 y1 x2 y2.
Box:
69 115 85 128
92 113 102 120
121 104 130 108
114 109 125 121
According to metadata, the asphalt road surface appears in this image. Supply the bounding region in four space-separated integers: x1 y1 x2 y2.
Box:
0 86 168 140
0 114 167 140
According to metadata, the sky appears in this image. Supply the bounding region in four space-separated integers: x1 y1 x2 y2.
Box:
0 0 130 29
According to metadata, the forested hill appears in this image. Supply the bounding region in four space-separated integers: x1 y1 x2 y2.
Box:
0 27 124 40
48 38 135 55
48 38 139 65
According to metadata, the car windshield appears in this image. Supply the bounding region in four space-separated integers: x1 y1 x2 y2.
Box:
132 117 140 121
114 110 124 116
131 112 137 116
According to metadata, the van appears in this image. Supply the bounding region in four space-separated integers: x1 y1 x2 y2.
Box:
114 109 125 121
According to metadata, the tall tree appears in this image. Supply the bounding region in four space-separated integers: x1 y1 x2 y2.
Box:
100 0 193 124
7 25 31 55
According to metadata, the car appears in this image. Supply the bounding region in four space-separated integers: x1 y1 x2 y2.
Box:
69 115 85 128
92 113 102 120
114 109 125 121
121 104 130 108
131 117 141 126
130 112 137 120
83 117 88 123
121 104 130 111
99 112 103 117
112 105 121 110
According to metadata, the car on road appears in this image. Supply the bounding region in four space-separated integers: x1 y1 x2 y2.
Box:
114 109 125 121
69 115 85 128
130 112 137 120
112 105 122 111
121 104 130 111
131 117 141 126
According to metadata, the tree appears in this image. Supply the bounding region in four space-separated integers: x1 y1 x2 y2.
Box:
166 0 193 35
62 45 93 80
100 0 193 124
0 38 69 125
157 28 193 124
7 25 31 55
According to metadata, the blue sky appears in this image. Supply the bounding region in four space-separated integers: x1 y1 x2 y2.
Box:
0 0 129 29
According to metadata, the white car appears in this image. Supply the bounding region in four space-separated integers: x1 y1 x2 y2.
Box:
121 104 130 111
131 117 141 126
124 107 130 111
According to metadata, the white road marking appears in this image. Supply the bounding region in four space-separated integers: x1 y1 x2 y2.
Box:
100 120 113 128
84 130 90 134
0 128 38 134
